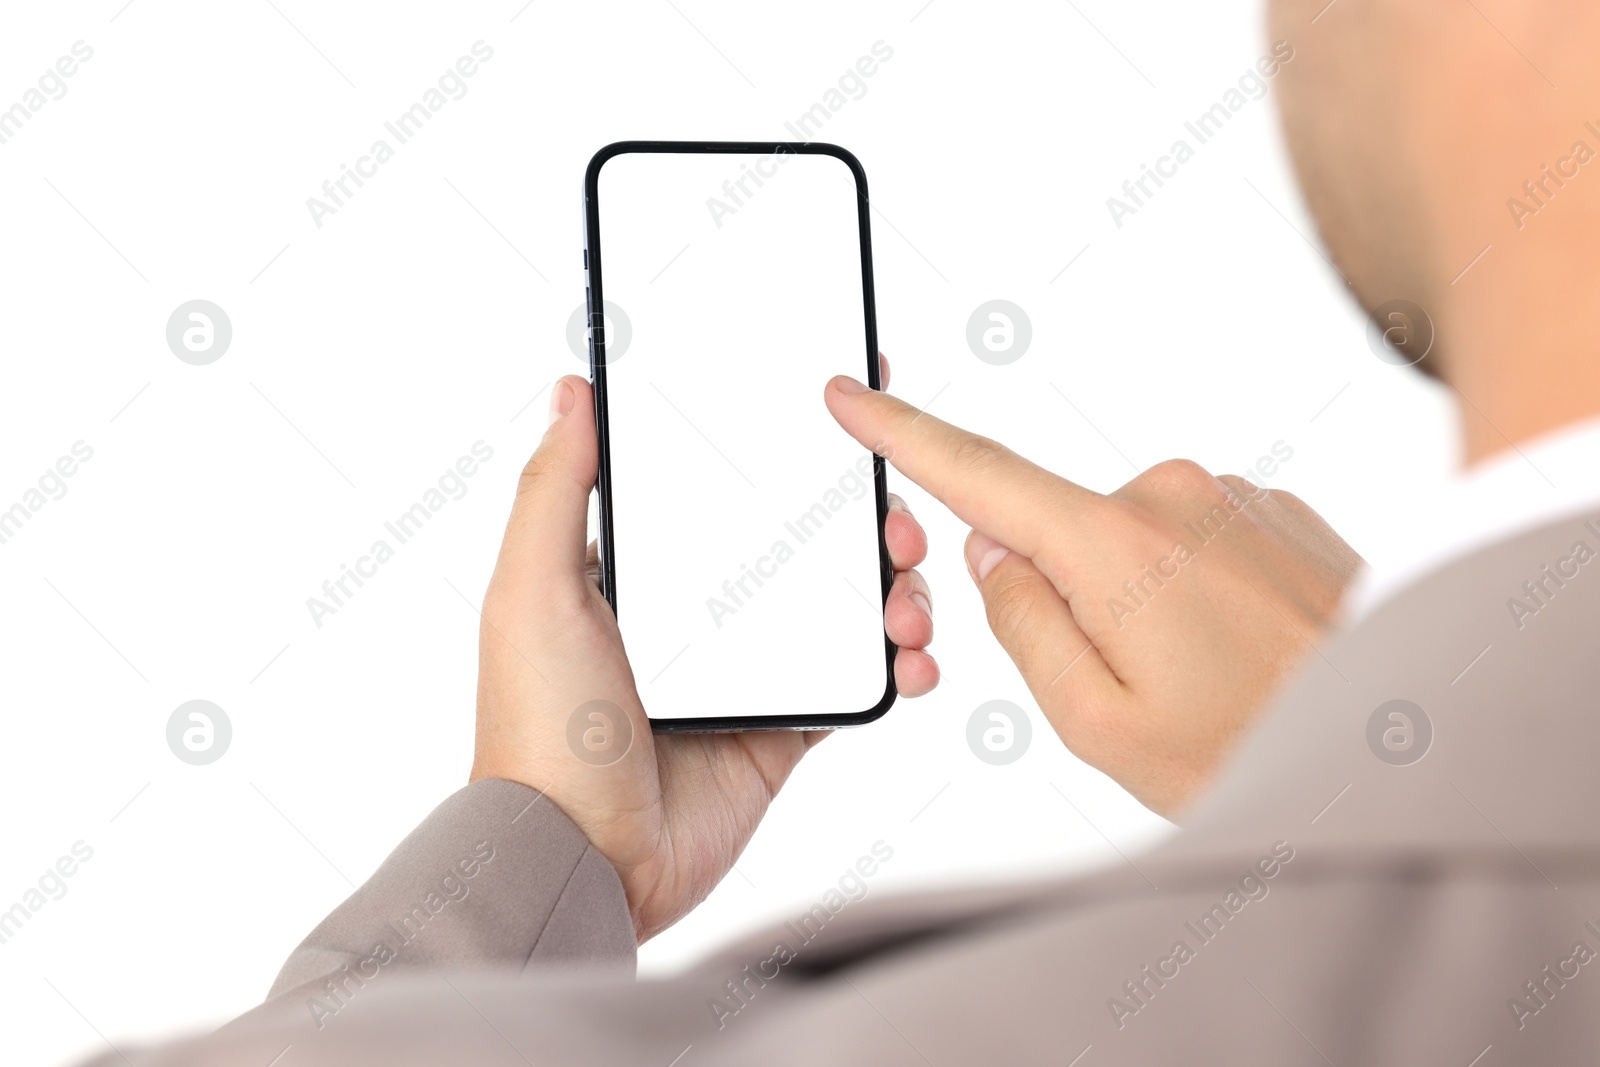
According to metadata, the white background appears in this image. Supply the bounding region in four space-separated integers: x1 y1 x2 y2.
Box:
0 1 1454 1064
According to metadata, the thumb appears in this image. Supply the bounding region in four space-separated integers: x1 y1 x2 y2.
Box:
489 375 598 606
965 530 1117 721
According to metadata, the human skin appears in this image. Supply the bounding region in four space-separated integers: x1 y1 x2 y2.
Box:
470 357 937 942
1268 0 1600 462
475 0 1600 934
823 376 1362 816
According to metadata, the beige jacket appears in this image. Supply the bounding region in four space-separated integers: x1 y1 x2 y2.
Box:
82 510 1600 1064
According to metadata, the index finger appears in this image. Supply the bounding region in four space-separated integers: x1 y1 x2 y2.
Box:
824 375 1104 562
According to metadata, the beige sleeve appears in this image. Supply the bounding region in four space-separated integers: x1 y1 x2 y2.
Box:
264 778 634 1002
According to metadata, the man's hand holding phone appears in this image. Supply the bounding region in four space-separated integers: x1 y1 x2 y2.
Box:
470 356 1361 943
470 359 937 944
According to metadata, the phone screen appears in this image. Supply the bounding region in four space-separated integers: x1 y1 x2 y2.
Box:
587 144 893 727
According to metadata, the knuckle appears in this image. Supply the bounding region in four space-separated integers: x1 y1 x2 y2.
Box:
950 434 1008 475
1142 457 1218 497
983 569 1040 638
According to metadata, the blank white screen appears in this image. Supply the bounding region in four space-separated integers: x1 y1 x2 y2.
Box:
594 148 889 722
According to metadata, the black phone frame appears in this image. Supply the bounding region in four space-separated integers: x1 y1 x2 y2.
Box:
583 139 897 733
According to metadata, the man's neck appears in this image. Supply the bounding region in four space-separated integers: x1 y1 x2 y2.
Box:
1441 255 1600 468
1455 369 1600 468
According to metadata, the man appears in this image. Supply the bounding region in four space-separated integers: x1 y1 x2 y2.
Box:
85 0 1600 1061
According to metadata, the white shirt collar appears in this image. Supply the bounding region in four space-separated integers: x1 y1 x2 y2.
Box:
1341 414 1600 624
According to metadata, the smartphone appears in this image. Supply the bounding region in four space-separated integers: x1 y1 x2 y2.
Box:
583 140 895 732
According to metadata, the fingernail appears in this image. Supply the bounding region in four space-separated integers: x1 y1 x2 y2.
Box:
834 375 868 395
909 590 932 617
966 531 1010 583
549 380 575 426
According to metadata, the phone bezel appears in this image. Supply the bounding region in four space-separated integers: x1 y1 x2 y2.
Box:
583 139 896 733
